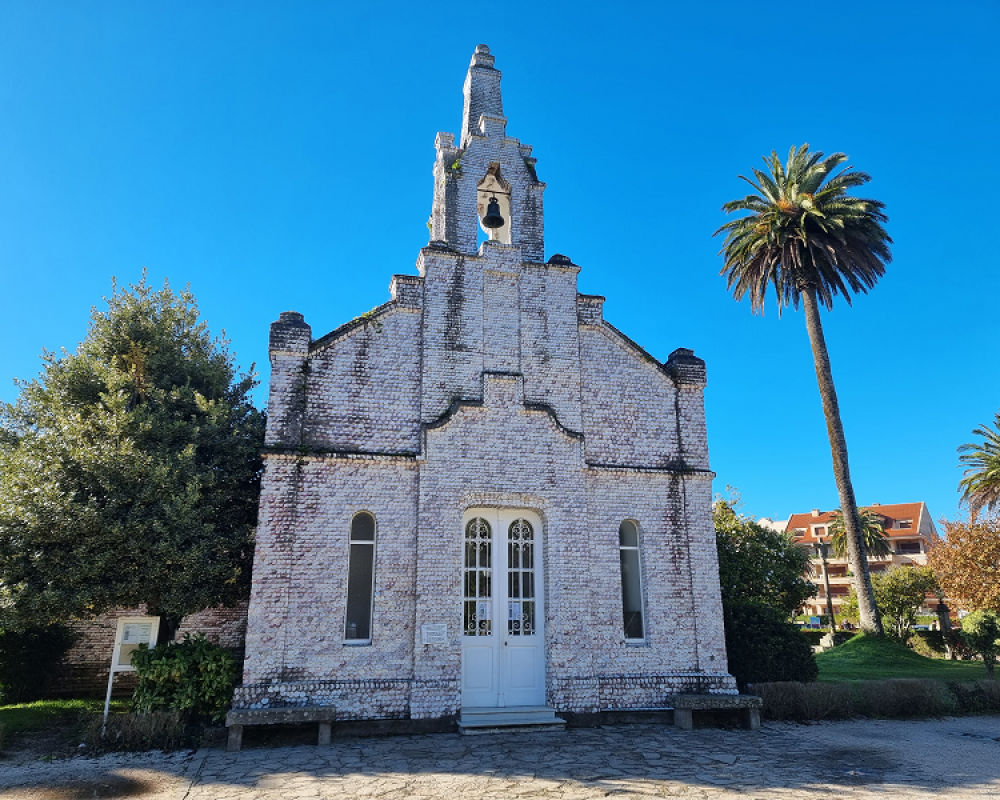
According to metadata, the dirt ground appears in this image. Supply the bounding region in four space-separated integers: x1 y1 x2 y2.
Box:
0 725 194 799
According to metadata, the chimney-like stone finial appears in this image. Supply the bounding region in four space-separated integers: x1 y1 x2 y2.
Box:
462 44 504 145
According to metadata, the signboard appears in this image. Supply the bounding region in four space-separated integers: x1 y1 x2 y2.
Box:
421 623 447 645
104 616 160 721
117 621 156 668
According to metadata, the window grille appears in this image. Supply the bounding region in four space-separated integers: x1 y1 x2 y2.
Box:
464 517 493 636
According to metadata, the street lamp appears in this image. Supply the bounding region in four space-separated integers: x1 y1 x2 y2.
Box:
815 537 837 636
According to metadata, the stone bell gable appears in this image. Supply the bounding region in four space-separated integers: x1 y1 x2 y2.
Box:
240 45 735 723
431 44 545 260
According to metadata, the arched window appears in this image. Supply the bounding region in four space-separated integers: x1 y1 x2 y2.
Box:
464 517 492 636
619 520 645 639
344 512 376 641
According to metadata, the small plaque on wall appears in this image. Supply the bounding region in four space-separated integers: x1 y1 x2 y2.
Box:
421 623 447 645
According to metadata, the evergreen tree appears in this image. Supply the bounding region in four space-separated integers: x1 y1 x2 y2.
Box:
714 495 818 688
0 275 264 638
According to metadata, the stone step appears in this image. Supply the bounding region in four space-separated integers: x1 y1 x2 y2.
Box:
457 706 566 734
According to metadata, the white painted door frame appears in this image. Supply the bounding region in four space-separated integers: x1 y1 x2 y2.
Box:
460 507 545 708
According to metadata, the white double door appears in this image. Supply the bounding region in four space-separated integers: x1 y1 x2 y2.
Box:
461 508 545 708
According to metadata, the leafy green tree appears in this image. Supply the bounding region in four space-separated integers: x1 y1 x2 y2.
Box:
716 145 892 635
871 566 938 640
714 496 818 688
958 412 1000 518
960 610 1000 677
828 507 892 559
714 500 815 614
840 566 939 640
0 275 264 638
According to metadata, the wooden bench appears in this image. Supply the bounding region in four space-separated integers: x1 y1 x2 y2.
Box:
225 706 337 751
671 694 762 731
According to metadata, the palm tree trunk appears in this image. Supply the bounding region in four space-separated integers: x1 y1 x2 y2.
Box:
801 288 884 635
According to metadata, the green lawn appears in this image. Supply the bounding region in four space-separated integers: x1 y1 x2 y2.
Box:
0 698 128 741
816 635 991 682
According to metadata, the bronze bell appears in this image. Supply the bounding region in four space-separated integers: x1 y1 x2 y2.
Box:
481 197 504 229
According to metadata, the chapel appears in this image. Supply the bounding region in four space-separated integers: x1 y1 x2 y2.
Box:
236 45 737 726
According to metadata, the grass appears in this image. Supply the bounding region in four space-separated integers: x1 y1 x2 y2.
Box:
816 635 990 682
0 698 129 747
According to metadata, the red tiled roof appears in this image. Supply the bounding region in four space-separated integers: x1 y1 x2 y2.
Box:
786 502 927 544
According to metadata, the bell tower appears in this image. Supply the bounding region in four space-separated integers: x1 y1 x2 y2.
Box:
429 45 545 261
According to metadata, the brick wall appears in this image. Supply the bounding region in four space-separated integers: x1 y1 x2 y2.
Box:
53 604 248 696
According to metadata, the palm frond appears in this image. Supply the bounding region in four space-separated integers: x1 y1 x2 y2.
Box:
958 413 1000 514
828 508 892 559
716 144 891 314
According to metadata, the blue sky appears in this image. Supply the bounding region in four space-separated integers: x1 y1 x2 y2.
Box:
2 2 998 525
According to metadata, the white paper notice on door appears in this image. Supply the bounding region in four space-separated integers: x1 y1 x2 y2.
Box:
508 601 522 620
477 600 492 620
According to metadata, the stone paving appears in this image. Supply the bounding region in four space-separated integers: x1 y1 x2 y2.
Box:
3 717 999 799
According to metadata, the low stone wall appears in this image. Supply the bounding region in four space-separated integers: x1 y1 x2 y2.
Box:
230 672 739 722
232 679 411 721
594 673 738 711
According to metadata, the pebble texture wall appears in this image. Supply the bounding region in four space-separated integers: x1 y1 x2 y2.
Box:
240 44 736 720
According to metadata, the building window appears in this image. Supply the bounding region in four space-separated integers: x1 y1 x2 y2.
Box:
508 519 536 636
344 512 376 641
898 519 913 529
464 517 492 636
619 520 645 639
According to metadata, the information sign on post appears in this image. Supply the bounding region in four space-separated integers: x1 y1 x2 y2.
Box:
103 616 160 721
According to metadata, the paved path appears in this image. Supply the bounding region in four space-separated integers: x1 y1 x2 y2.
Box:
3 717 999 799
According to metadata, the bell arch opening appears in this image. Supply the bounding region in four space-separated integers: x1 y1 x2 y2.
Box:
477 164 512 245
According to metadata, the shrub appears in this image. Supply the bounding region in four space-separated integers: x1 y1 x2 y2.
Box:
131 634 237 723
755 681 853 720
84 710 188 752
800 630 826 646
854 678 957 718
0 625 75 703
724 601 818 691
758 679 961 720
908 630 948 659
950 680 1000 712
960 610 1000 677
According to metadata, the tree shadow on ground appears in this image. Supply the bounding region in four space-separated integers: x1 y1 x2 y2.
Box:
0 772 155 799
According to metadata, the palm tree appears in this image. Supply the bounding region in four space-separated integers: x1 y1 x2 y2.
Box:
716 144 891 635
958 412 1000 519
828 507 892 559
